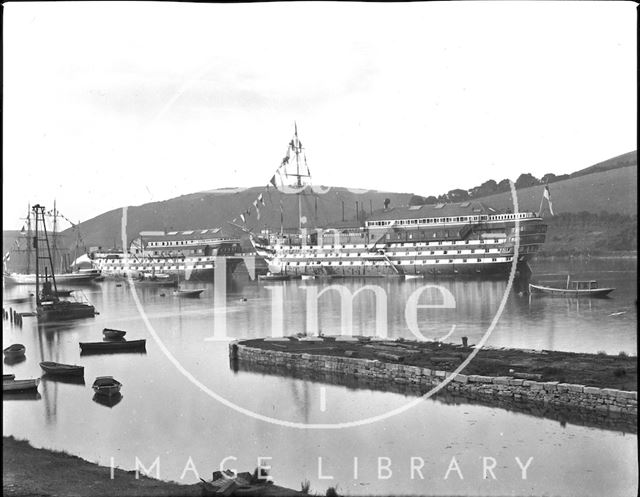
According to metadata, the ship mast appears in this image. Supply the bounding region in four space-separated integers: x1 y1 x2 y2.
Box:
284 122 312 232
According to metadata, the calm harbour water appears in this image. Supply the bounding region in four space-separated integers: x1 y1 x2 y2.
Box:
3 258 637 496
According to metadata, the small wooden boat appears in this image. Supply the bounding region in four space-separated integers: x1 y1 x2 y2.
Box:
3 374 15 381
3 377 40 392
173 288 205 298
134 272 177 287
79 339 146 352
258 272 300 281
92 376 122 397
39 361 84 376
300 274 316 280
404 274 423 280
103 328 127 339
3 344 26 359
529 277 614 298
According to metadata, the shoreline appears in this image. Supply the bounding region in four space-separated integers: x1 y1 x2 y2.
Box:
2 436 303 497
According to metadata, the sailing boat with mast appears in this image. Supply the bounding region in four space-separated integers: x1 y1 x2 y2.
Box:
3 203 102 286
31 204 97 321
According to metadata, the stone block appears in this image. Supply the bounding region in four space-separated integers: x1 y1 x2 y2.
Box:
435 370 447 378
542 381 559 392
565 384 584 393
509 379 524 386
452 373 468 384
468 375 493 383
583 386 602 396
493 376 511 385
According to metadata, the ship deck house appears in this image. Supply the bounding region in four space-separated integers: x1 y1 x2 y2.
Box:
129 229 240 257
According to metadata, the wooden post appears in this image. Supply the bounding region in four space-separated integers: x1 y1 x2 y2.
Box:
461 336 468 347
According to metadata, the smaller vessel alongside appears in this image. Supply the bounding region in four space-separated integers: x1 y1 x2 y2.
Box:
173 289 205 298
102 328 127 340
80 339 146 352
92 376 122 397
134 272 177 287
3 374 16 381
403 274 423 280
258 272 299 281
529 277 615 298
3 344 26 359
39 361 84 376
3 377 40 392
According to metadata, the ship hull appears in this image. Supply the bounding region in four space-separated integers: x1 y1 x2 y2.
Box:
251 214 546 281
3 271 101 286
91 256 243 282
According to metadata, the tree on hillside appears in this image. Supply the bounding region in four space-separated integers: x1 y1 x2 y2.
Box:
469 179 498 198
540 173 557 184
424 196 438 204
408 195 426 206
497 179 511 191
515 173 539 189
447 189 470 202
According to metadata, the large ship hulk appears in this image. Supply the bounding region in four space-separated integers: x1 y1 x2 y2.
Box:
250 127 547 278
87 228 244 281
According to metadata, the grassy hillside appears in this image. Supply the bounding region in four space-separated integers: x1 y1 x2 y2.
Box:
473 165 637 215
570 150 636 178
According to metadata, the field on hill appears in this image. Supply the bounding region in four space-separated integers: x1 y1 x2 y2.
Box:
473 165 637 215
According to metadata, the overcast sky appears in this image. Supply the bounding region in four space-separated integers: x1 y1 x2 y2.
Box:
3 1 636 230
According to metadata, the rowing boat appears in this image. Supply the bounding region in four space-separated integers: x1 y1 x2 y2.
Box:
39 361 84 376
3 378 40 392
79 339 146 352
3 344 26 359
92 376 122 397
102 328 127 339
529 278 615 298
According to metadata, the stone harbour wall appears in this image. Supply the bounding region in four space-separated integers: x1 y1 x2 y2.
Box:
230 342 637 417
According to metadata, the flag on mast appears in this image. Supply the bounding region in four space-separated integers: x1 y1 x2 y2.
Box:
543 185 554 216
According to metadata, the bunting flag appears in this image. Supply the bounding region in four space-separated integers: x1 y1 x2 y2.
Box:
240 213 246 224
253 199 260 220
269 175 277 188
258 193 264 206
3 251 10 262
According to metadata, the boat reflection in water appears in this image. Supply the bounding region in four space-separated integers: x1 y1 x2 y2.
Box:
92 392 123 408
3 390 42 401
41 374 86 386
4 356 26 366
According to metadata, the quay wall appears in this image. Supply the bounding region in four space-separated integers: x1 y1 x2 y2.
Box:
230 342 637 418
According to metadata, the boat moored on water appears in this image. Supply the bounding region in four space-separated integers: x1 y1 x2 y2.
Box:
250 126 548 280
3 344 26 359
103 328 127 339
39 361 84 376
84 228 244 282
173 288 205 298
92 376 122 397
529 277 615 298
80 339 146 352
3 377 40 392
